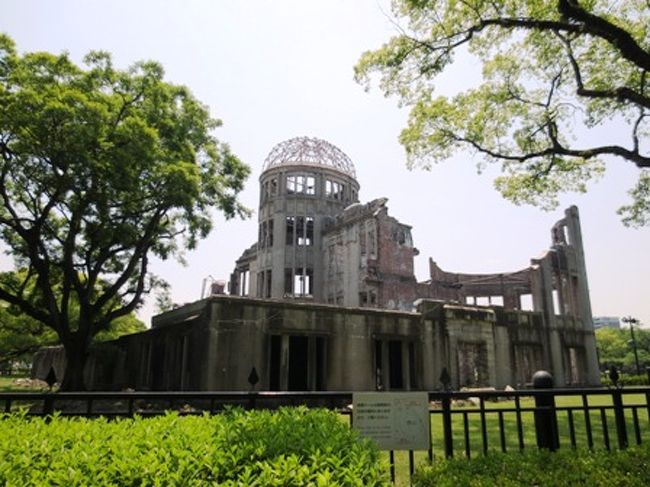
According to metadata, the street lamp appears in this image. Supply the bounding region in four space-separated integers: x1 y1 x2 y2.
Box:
622 316 641 375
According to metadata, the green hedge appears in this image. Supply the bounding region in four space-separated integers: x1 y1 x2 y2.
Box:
601 373 649 387
414 444 650 487
0 407 389 486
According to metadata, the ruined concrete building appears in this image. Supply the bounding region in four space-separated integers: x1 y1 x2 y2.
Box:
46 137 600 391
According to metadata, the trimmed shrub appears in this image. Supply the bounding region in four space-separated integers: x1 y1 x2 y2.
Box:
413 444 650 487
0 407 389 486
601 373 649 387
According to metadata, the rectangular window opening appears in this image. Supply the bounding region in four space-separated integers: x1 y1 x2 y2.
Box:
265 270 272 298
359 292 368 306
490 296 504 306
295 176 304 193
552 289 561 315
284 268 293 294
239 270 250 296
325 179 344 199
295 216 314 246
286 217 295 246
287 176 296 194
306 176 315 195
368 228 376 257
520 294 534 311
296 217 304 245
305 217 313 245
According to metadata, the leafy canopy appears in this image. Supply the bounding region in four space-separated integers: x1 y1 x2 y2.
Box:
0 35 249 388
0 300 145 370
596 326 650 373
355 0 650 225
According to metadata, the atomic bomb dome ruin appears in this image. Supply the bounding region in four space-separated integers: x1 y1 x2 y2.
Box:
38 136 601 391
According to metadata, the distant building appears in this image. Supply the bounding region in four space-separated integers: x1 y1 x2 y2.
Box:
593 317 621 329
35 137 602 390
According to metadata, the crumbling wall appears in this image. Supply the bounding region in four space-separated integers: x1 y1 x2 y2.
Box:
420 260 532 310
321 198 419 311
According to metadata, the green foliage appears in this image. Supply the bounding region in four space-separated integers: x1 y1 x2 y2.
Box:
601 373 648 387
0 270 145 369
0 34 249 389
0 304 56 368
413 443 650 487
0 408 388 486
93 313 146 342
355 1 650 225
596 327 650 374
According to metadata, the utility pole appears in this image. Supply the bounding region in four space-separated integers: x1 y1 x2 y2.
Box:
622 316 641 375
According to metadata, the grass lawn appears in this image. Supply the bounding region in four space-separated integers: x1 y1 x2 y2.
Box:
0 375 46 392
386 392 650 486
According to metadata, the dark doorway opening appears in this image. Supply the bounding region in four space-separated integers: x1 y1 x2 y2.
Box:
288 336 309 391
389 340 403 389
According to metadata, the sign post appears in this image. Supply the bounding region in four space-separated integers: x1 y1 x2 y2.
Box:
352 392 430 451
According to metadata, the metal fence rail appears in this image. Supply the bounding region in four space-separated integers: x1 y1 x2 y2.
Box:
3 387 650 483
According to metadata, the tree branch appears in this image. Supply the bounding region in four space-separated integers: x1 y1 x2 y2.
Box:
443 128 650 167
557 32 650 109
0 287 51 324
92 210 163 313
558 0 650 71
99 253 149 328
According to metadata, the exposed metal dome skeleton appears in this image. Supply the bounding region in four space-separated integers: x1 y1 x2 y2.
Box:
262 136 357 178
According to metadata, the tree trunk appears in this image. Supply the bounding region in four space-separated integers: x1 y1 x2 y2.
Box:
60 341 89 391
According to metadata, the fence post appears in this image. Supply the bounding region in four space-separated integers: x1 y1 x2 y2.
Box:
612 387 628 449
247 392 257 410
442 394 454 458
533 370 559 451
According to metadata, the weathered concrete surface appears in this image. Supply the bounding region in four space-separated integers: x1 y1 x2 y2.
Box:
58 294 601 391
224 139 600 388
34 139 601 391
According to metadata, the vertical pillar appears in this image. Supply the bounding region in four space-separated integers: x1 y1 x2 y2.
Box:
565 206 601 384
180 336 188 391
381 340 389 390
307 337 315 391
531 256 565 386
402 340 410 391
420 318 437 390
280 335 289 391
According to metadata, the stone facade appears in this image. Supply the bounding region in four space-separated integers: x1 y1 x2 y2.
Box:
35 136 601 390
69 293 599 391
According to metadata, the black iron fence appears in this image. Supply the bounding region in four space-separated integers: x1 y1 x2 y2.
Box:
2 386 650 483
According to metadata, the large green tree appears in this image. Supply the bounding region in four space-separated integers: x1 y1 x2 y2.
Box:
0 300 145 373
0 35 249 390
596 326 650 373
355 0 649 225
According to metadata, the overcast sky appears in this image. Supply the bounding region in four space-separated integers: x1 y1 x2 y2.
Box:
3 0 649 326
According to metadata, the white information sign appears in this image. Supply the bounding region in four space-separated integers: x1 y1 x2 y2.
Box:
352 392 430 451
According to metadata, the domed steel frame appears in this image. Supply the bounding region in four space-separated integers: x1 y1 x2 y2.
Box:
262 136 357 179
